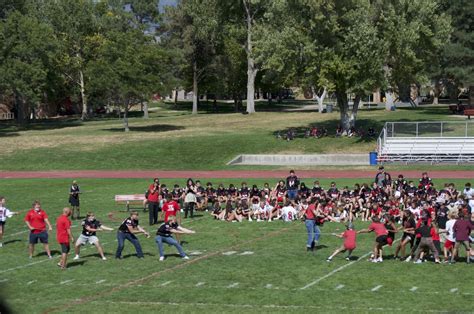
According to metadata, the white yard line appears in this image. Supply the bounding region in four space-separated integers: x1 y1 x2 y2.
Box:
96 280 106 284
60 279 74 285
335 284 345 290
371 285 383 292
265 284 273 289
222 251 237 256
227 282 239 288
0 257 58 274
450 288 458 293
410 286 418 292
195 282 205 287
300 239 400 290
27 280 37 285
160 281 172 286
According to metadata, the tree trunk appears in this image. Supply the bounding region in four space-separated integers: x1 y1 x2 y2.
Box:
432 80 441 105
79 69 88 120
350 95 361 128
123 104 130 132
313 87 327 113
385 90 395 111
14 91 28 125
336 90 350 132
192 61 198 115
143 101 149 119
174 87 178 109
244 2 257 114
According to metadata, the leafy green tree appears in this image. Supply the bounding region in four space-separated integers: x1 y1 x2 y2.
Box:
0 11 57 123
437 0 473 101
31 0 104 120
87 4 170 131
380 0 451 106
162 0 220 114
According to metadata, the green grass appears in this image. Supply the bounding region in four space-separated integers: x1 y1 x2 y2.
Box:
0 103 472 171
1 178 472 313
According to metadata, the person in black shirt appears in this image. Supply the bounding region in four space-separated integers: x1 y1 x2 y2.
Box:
413 219 440 263
69 180 81 220
115 211 150 259
73 212 113 261
286 170 300 200
155 215 195 261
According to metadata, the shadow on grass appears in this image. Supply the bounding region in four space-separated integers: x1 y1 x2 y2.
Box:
274 118 383 144
122 252 154 259
68 261 87 268
104 124 185 133
0 118 84 137
3 239 22 245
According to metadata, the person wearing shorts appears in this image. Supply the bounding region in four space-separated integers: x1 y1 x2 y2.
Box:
0 196 18 247
358 216 388 262
24 201 53 259
327 223 357 261
74 212 113 261
451 212 472 264
56 208 74 270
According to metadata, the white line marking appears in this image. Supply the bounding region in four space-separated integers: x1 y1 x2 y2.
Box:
96 280 106 284
300 239 400 290
410 286 418 292
450 288 458 293
195 282 205 287
335 284 345 290
60 279 74 285
27 280 36 285
160 281 172 286
0 257 58 274
0 279 8 283
371 285 383 292
265 284 273 289
239 251 254 255
227 282 239 288
222 251 237 256
189 251 203 256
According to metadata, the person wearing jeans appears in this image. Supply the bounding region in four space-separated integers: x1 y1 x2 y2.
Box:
115 211 150 259
155 215 195 261
302 199 320 251
286 170 300 200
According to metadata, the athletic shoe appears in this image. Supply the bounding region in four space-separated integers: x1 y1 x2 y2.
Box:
102 257 107 261
159 256 165 261
0 242 3 248
405 256 412 262
182 256 190 260
326 258 332 262
414 259 423 264
377 257 383 263
48 255 53 259
257 219 261 222
345 257 351 261
248 217 252 222
73 255 80 260
57 263 62 268
435 259 440 264
371 259 379 263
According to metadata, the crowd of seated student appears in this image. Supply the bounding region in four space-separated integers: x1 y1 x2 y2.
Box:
156 169 473 263
276 126 377 140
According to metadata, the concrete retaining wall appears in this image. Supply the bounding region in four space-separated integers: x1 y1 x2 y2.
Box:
227 154 369 166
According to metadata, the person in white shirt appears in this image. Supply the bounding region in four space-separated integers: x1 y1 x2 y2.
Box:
0 196 18 247
462 183 474 211
443 213 457 263
280 202 297 222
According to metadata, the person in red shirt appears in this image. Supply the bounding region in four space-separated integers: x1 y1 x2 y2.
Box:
147 178 161 226
24 201 53 259
327 222 357 262
358 216 388 262
56 207 74 270
162 195 181 223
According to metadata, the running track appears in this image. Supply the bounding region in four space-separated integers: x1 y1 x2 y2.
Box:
0 170 473 179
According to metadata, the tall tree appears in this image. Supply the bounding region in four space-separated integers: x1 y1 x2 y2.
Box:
163 0 219 114
32 0 102 120
0 11 57 123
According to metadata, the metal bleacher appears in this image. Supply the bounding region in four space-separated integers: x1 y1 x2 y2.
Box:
377 121 474 164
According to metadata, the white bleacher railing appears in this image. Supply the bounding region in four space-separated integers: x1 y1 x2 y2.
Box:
377 121 474 164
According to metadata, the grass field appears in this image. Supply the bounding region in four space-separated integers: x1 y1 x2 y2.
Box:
1 178 473 313
0 102 472 171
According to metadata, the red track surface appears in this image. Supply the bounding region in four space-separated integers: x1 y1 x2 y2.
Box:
0 170 473 179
